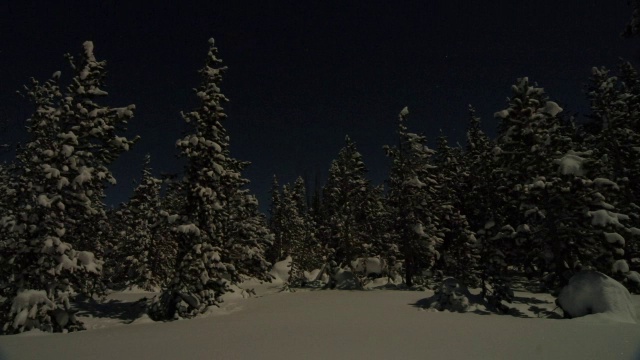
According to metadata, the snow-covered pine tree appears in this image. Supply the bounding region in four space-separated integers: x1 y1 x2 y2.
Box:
490 77 633 293
473 78 568 307
279 181 311 286
267 175 285 263
358 184 394 264
461 105 494 232
384 108 443 287
431 134 480 287
224 185 273 282
291 177 322 271
318 136 380 270
150 39 271 320
111 155 176 291
583 63 640 286
60 43 138 258
0 42 137 333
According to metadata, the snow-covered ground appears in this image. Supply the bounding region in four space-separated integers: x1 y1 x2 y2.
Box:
1 277 639 360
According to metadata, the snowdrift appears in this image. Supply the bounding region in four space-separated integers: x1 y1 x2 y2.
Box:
556 270 637 324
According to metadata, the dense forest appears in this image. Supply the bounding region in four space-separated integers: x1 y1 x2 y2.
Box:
1 32 640 334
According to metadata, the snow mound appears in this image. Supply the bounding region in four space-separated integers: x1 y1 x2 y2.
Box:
268 256 292 283
351 257 385 276
556 271 637 324
304 268 329 283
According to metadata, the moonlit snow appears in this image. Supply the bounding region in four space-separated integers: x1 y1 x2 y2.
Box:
0 269 639 360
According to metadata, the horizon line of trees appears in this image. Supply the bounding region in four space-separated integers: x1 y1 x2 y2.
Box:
1 38 639 335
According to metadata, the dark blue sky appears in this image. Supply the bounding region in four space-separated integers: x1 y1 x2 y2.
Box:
1 1 637 210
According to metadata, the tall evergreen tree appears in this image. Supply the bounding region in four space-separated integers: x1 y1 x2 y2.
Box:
384 108 443 287
150 39 271 320
461 105 494 233
584 64 640 282
0 42 136 333
318 136 381 269
432 134 480 287
111 155 176 290
280 180 314 285
267 175 285 263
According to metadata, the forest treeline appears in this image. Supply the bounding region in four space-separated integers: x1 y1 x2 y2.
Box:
0 38 639 334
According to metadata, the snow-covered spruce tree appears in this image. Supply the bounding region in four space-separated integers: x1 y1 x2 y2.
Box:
110 155 176 291
384 108 443 287
267 176 285 263
291 177 322 272
150 39 271 321
279 181 313 286
489 77 633 293
60 43 138 258
0 42 137 334
584 63 640 285
318 136 384 271
431 134 480 287
358 184 395 265
471 78 568 307
461 105 494 232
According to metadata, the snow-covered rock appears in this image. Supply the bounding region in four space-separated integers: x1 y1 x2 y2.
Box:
556 271 637 324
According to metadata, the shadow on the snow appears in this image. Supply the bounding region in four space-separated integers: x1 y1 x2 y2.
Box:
512 295 551 305
73 297 148 324
526 305 563 319
410 292 562 319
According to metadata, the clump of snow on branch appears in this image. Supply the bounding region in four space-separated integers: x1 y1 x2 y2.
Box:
554 151 587 176
588 210 629 227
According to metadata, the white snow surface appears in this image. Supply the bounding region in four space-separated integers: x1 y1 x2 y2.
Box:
557 271 637 324
1 276 639 359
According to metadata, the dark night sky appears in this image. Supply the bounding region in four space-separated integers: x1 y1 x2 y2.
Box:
1 1 638 211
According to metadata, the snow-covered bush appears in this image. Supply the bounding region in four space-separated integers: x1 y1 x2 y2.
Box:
425 278 472 313
556 270 637 323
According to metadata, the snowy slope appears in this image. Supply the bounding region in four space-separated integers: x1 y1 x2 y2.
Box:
0 285 639 360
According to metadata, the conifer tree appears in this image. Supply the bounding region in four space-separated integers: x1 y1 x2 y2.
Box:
150 39 271 320
489 77 632 294
584 64 640 283
318 136 380 269
267 176 285 263
461 105 494 233
0 42 136 333
384 108 443 287
432 134 480 287
280 181 311 285
111 155 176 290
